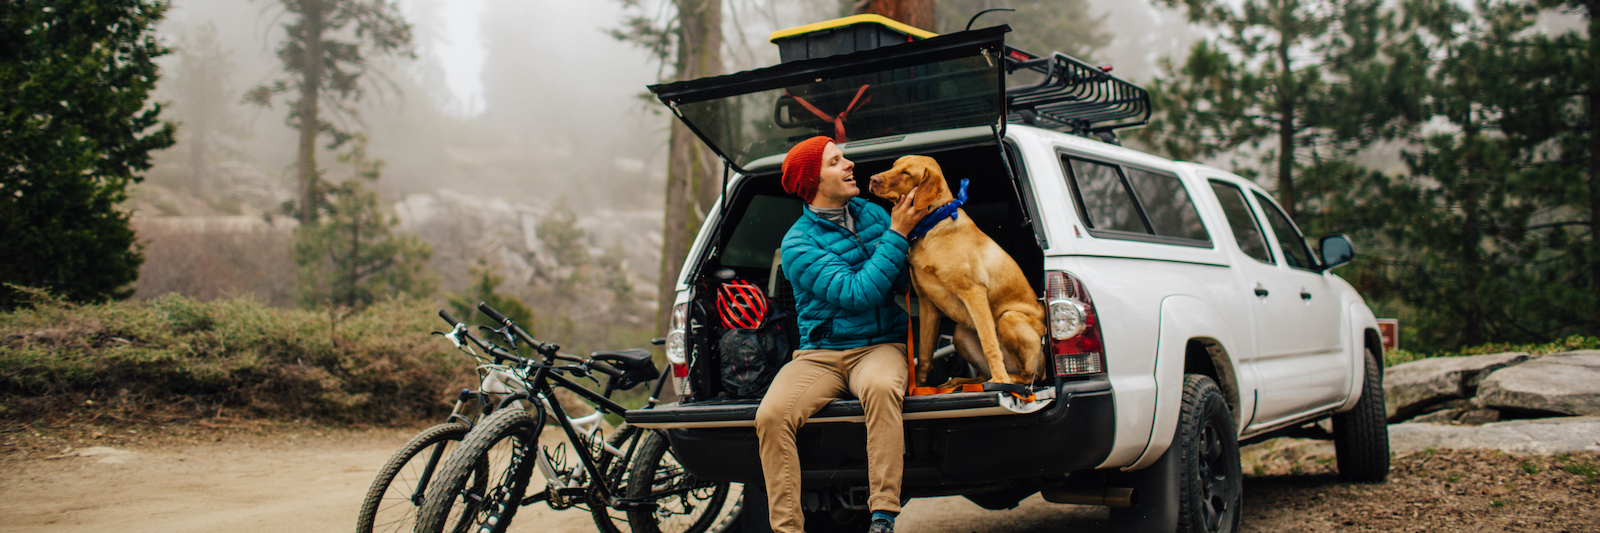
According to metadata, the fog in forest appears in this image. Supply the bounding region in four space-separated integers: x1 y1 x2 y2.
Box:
130 0 1191 341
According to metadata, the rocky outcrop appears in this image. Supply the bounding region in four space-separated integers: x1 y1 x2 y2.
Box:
1477 352 1600 417
1383 352 1530 422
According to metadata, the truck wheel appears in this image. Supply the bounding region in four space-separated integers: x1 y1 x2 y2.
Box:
1333 346 1390 482
1176 374 1241 533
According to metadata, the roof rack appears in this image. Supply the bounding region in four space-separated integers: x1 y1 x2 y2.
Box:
1002 47 1151 141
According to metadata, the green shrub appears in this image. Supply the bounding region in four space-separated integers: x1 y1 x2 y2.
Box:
0 293 475 423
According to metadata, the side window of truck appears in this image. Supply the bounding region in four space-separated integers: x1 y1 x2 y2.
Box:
1065 157 1145 234
1123 167 1210 242
1208 181 1274 264
1252 191 1319 271
1063 155 1210 246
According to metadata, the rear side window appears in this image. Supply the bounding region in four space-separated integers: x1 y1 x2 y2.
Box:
1066 158 1145 234
1208 181 1273 264
1063 155 1211 246
1252 191 1318 270
1124 167 1209 242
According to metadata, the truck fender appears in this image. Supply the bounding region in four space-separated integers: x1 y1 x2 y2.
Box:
1123 294 1246 471
1332 302 1381 413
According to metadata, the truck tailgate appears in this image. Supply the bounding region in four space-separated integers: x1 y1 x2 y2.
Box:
628 380 1111 428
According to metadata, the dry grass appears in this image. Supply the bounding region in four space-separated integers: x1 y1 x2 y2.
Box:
0 292 475 425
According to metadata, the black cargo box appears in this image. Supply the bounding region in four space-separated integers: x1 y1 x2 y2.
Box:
770 14 936 63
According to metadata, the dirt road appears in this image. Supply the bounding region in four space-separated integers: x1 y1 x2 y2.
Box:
1 422 1596 532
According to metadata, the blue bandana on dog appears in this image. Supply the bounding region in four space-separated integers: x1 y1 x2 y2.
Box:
906 178 968 241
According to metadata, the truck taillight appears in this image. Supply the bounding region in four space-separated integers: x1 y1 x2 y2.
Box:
1046 271 1105 377
667 303 690 397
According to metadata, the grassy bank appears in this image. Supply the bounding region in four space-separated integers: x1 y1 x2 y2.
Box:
0 292 475 424
1384 335 1600 367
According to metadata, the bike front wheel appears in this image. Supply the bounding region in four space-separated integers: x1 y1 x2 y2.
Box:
589 423 640 533
415 408 542 533
625 430 741 533
357 422 472 533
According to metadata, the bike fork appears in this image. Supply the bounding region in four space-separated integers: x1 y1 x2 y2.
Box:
412 441 451 506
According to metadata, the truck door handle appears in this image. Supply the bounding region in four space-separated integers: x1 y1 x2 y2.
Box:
1300 290 1312 300
1253 286 1269 297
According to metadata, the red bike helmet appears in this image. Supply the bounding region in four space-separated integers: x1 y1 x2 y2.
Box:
717 279 769 330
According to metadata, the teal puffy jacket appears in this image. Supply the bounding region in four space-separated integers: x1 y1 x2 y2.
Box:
780 197 910 350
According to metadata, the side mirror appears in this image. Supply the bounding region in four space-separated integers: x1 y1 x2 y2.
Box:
1319 234 1355 270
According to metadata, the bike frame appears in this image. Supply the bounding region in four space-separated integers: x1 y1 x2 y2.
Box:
439 307 706 514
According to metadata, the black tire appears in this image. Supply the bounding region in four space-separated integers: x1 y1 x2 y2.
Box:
357 423 472 533
1333 346 1390 482
414 408 543 533
626 430 740 533
590 423 641 533
1177 374 1241 533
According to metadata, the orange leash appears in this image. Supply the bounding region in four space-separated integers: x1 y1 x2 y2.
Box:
906 292 985 396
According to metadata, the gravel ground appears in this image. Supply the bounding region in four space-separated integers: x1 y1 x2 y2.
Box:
1 417 1597 532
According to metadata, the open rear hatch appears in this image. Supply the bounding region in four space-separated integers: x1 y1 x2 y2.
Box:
648 26 1009 174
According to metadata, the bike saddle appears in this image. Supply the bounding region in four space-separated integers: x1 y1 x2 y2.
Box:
591 349 661 391
590 348 653 367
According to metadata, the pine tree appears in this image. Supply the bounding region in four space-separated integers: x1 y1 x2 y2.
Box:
243 0 413 225
290 138 433 309
1514 0 1600 335
1353 0 1592 350
0 0 177 308
448 259 536 331
1147 0 1387 220
161 22 249 198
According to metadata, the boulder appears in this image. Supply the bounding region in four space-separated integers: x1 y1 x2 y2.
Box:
1383 352 1530 421
1478 352 1600 416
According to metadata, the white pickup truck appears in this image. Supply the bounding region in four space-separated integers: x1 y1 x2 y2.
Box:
627 18 1388 533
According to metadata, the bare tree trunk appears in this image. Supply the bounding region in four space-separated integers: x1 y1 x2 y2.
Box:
855 0 935 31
682 0 724 211
1589 0 1600 335
1276 39 1297 221
296 0 325 224
655 0 724 336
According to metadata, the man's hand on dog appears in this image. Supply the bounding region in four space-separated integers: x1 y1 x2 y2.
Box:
889 189 928 237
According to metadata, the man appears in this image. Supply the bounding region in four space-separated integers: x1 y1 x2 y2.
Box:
756 136 927 533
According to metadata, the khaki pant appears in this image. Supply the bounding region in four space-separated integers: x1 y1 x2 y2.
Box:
755 342 907 533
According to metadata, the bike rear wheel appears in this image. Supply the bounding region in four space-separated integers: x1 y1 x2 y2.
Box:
415 408 542 533
626 430 741 533
357 422 473 533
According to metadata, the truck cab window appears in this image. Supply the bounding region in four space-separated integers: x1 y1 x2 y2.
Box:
1252 192 1317 271
1209 181 1274 264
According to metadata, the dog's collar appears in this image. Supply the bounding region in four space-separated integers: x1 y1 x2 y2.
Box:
906 178 968 242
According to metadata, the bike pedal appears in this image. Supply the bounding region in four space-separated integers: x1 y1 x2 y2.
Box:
555 487 588 498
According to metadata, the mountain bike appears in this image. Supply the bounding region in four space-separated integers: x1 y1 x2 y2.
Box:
412 302 742 533
357 310 502 533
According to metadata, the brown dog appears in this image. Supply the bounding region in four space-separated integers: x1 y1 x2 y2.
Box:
870 155 1047 387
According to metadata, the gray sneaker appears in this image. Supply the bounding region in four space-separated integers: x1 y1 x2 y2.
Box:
867 516 895 533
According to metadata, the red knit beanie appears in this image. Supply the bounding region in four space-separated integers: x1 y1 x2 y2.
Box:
782 136 832 204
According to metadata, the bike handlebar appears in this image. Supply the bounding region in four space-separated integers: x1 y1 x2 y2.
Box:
436 308 531 366
478 302 555 356
438 304 647 395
